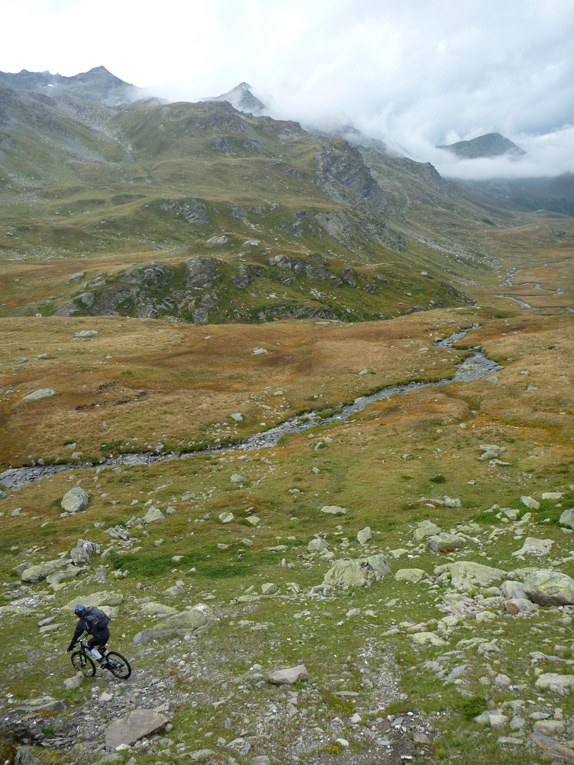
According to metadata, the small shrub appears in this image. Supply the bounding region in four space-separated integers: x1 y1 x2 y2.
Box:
461 696 489 720
430 474 447 484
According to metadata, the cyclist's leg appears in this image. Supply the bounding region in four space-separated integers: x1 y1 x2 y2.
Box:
89 628 110 661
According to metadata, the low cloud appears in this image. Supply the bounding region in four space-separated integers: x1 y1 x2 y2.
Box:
3 0 573 179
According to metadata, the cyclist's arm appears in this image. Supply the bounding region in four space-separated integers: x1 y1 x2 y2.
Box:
67 620 87 650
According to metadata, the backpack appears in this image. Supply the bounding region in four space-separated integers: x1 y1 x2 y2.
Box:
85 606 111 631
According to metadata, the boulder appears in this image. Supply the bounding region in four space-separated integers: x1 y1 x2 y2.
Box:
230 474 246 484
132 604 216 645
308 537 329 553
219 512 234 524
535 673 574 693
559 509 574 530
63 591 123 611
14 747 42 765
188 751 216 763
394 568 428 584
70 539 100 566
229 413 244 423
268 665 308 685
261 583 278 595
139 602 178 617
435 561 506 591
413 520 441 541
427 533 465 553
320 505 347 515
504 598 538 615
22 388 56 401
521 496 540 510
63 673 84 690
323 554 390 588
105 708 169 750
512 537 553 557
524 570 574 606
500 580 527 599
21 558 68 583
411 632 447 647
143 507 165 524
357 527 373 545
61 487 89 513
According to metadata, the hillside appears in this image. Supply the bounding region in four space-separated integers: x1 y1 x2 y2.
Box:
1 69 574 765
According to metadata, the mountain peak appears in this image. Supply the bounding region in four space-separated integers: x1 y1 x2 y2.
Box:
437 132 525 159
202 82 265 115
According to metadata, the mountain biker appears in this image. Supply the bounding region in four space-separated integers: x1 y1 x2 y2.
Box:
67 605 111 664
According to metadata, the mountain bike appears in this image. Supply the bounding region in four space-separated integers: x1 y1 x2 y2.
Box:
70 639 132 679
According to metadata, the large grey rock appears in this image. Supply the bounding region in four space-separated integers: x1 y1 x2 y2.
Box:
357 527 373 545
132 604 216 645
521 495 540 510
394 568 428 584
535 673 574 693
22 388 56 401
512 537 553 557
427 533 465 553
188 751 216 763
70 539 100 566
21 558 68 583
559 509 574 530
61 487 89 513
143 507 165 524
324 554 391 588
435 561 506 591
524 570 574 606
14 747 42 764
320 505 347 515
139 602 178 617
105 708 169 750
63 673 84 690
500 580 527 599
268 665 308 685
308 537 329 553
63 591 123 611
14 696 65 713
413 520 441 541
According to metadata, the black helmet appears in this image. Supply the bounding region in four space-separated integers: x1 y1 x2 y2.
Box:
74 605 85 617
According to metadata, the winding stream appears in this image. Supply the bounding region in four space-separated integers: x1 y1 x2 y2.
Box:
0 327 500 490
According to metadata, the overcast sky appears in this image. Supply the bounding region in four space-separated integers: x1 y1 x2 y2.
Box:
2 0 574 178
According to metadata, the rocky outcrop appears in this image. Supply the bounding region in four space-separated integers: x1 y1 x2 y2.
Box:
70 539 100 566
185 256 220 288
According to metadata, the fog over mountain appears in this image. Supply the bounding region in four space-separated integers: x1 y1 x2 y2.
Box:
2 0 573 180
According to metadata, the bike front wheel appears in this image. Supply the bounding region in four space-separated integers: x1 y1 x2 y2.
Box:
71 651 96 677
105 651 131 679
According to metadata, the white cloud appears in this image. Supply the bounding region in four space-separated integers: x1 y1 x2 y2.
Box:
1 0 573 178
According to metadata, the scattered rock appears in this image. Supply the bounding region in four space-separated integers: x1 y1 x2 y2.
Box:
139 602 178 617
320 505 347 515
252 348 268 355
521 496 540 510
230 474 247 484
219 512 234 524
435 561 506 591
324 554 391 588
105 708 169 750
61 487 89 513
74 330 99 338
63 591 123 611
535 673 574 694
427 533 465 553
21 558 68 583
413 520 442 541
22 388 56 401
512 537 554 557
308 537 329 553
559 508 574 530
132 604 216 645
63 673 84 690
229 413 244 423
14 747 42 764
70 539 100 566
394 568 428 584
268 665 308 685
357 526 373 545
143 507 165 524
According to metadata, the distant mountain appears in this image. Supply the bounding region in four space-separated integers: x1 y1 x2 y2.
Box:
201 82 265 115
0 66 141 106
460 173 574 217
437 132 525 159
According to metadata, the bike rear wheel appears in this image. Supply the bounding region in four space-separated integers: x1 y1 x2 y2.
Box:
71 651 96 677
104 651 131 679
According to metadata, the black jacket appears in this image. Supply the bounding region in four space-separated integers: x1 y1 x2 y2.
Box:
68 607 109 648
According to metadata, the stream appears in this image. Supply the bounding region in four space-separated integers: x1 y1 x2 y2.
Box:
0 326 500 490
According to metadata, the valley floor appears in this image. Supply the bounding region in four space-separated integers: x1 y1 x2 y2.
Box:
0 239 573 764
